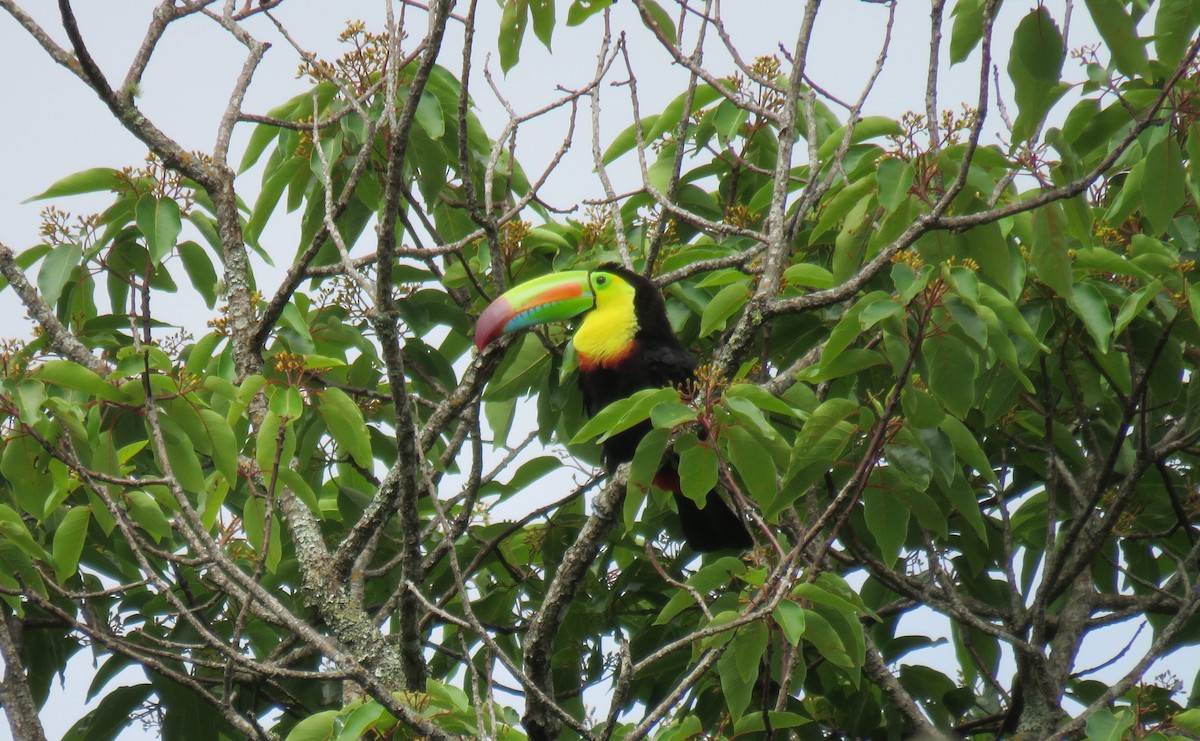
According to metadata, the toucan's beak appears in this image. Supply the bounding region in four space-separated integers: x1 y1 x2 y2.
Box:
474 270 594 350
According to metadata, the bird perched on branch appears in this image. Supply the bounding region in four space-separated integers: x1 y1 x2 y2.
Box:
474 262 753 553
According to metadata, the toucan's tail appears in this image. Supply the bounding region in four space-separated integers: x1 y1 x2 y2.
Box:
655 470 753 552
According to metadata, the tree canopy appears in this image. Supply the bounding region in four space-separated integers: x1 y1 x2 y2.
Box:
2 0 1200 739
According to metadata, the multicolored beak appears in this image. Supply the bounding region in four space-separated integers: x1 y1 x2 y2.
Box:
474 270 595 350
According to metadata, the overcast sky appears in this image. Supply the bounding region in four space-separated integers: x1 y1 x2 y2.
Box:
1 2 1193 739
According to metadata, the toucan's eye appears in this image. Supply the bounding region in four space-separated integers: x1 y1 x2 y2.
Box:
595 275 607 286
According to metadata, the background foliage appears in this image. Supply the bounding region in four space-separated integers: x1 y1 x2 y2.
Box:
1 0 1200 739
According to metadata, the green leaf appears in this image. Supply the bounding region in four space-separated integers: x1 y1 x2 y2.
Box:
38 242 82 307
178 241 219 308
1 435 45 505
160 416 208 495
820 291 886 367
818 117 902 162
961 222 1012 289
1173 708 1200 735
645 86 723 143
1072 247 1153 281
792 582 867 618
647 148 677 195
566 0 614 26
316 387 372 468
1142 138 1185 235
335 702 388 741
500 456 559 494
810 177 875 245
639 0 677 45
570 387 678 444
136 195 182 265
246 157 307 243
949 0 985 64
52 506 90 582
864 487 909 568
725 426 777 509
1008 8 1067 142
733 712 810 735
939 416 996 485
718 643 754 722
1084 0 1148 77
485 397 516 450
713 99 749 141
529 0 555 48
1113 279 1160 337
125 491 171 543
925 333 977 417
629 428 670 497
793 398 859 461
1069 281 1114 353
978 283 1047 352
256 410 284 476
860 298 902 329
700 280 750 336
1085 708 1135 741
677 433 717 507
278 468 318 513
244 494 284 571
876 157 914 212
733 622 769 682
0 505 49 562
269 385 305 420
649 400 696 429
805 348 887 383
942 470 989 542
239 122 284 176
35 360 123 402
302 355 347 370
285 710 339 741
654 556 745 624
1030 202 1073 298
1154 0 1200 68
198 409 238 484
487 334 549 401
415 92 445 140
724 383 802 418
774 600 807 644
602 115 657 164
237 86 334 173
800 608 853 668
242 493 268 552
1187 282 1200 334
724 396 778 441
498 0 529 73
25 167 123 202
783 263 834 289
62 684 153 741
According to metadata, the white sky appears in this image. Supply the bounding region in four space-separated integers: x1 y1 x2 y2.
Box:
1 1 1195 739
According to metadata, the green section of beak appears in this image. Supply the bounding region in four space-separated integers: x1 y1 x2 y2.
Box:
474 270 594 349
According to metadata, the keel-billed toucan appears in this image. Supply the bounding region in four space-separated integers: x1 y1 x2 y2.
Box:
474 263 753 552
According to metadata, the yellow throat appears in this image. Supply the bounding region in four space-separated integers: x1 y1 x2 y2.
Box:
572 275 638 369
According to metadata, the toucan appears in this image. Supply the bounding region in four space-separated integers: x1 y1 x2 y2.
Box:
474 262 753 552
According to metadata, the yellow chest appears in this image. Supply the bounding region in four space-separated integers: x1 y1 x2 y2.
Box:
573 305 638 369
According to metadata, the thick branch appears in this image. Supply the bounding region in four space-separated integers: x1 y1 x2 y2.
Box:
521 468 627 740
0 612 47 741
0 242 106 372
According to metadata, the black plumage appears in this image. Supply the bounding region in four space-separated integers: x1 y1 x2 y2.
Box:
578 263 753 553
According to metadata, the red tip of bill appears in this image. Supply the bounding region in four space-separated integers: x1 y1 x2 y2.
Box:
474 297 512 351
